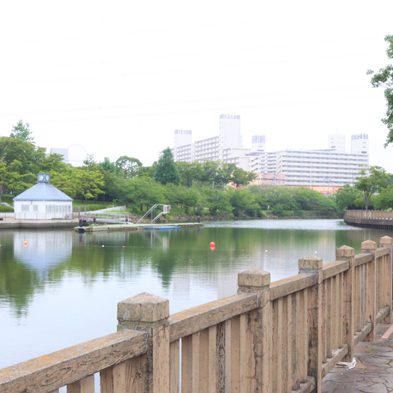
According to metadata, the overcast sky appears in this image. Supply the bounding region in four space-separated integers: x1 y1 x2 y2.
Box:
1 1 392 171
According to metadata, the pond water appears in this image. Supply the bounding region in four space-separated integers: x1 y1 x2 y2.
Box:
0 219 390 369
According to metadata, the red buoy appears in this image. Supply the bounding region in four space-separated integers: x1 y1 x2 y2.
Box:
210 242 215 247
210 241 215 250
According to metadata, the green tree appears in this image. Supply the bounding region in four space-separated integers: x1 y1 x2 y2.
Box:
10 120 34 142
228 188 260 217
317 195 338 216
335 184 362 211
374 185 393 210
203 188 233 215
231 168 257 187
0 161 34 201
99 157 116 173
367 35 393 147
177 161 202 187
115 156 142 179
154 148 180 185
117 177 166 212
216 162 236 186
355 165 390 211
37 153 68 173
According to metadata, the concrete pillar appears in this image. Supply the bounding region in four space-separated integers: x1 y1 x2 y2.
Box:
117 292 170 393
336 245 355 361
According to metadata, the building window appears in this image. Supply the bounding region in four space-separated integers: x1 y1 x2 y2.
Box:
22 205 29 211
33 205 38 212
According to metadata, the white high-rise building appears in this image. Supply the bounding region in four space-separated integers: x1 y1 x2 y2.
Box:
328 134 346 153
171 114 246 165
274 149 368 187
174 130 192 149
351 134 369 155
173 130 192 161
218 114 241 159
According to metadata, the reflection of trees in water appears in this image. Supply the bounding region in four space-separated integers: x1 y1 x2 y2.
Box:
1 225 392 316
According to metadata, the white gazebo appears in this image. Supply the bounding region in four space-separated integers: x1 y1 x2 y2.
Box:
13 174 73 220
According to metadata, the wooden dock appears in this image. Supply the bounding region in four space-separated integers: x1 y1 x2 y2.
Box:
0 236 392 393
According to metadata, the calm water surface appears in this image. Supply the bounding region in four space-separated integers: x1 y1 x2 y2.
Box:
0 219 390 368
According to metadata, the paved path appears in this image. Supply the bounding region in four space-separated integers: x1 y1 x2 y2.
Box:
323 320 393 392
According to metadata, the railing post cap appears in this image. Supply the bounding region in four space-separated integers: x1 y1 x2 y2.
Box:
361 240 377 251
238 268 270 288
336 245 355 258
380 236 393 246
299 255 323 273
117 292 169 323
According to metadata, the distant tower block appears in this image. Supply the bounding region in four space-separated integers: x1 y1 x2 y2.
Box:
174 130 192 148
219 114 241 148
328 134 346 153
68 144 88 167
251 135 266 153
351 134 369 155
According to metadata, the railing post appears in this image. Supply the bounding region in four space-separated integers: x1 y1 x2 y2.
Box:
379 236 393 323
113 292 170 393
361 240 377 342
336 245 355 362
298 255 323 393
237 268 272 392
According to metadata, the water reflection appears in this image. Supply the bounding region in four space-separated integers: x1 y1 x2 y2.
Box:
14 231 72 270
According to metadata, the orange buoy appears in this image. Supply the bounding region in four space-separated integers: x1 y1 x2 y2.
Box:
24 241 27 246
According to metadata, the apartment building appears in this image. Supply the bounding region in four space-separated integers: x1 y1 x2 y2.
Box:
351 134 369 155
168 117 369 188
172 114 252 166
274 149 368 187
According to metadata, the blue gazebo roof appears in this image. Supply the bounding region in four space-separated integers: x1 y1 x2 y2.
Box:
13 183 73 202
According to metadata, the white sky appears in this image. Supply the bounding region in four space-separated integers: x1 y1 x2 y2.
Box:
1 1 392 171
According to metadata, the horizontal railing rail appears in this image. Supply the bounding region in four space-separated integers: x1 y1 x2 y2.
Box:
0 236 392 393
0 330 147 393
345 210 393 220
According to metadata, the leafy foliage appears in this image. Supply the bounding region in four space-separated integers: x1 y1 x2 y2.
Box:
154 148 180 185
10 120 34 142
355 165 390 211
367 35 393 147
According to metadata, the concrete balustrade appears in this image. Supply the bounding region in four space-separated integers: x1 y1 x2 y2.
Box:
344 210 393 229
0 236 392 393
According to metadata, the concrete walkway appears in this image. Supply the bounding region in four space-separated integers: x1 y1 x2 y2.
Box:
323 319 393 393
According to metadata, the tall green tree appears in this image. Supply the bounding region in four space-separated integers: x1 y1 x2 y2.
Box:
154 148 180 185
355 165 390 211
10 120 34 142
99 157 116 173
367 35 393 147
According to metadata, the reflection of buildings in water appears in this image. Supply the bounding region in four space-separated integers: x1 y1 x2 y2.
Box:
13 231 73 274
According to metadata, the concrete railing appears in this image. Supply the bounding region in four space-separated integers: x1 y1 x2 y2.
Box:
345 210 393 220
344 210 393 229
1 236 392 393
